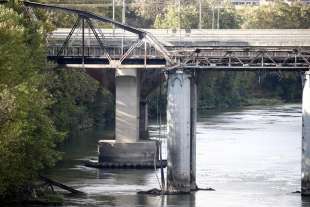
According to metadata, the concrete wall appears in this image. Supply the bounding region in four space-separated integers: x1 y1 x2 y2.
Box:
115 69 140 142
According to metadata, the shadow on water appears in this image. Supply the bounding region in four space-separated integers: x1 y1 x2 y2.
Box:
65 192 196 207
303 196 310 207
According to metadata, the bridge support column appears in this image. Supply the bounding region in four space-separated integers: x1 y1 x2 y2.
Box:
302 71 310 195
167 70 197 193
139 99 149 139
98 69 159 168
115 69 140 143
190 77 197 190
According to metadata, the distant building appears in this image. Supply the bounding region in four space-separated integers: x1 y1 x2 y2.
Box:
282 0 310 4
230 0 260 6
230 0 310 6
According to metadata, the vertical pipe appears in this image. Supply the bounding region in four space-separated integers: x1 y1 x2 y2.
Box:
167 70 191 193
121 0 126 54
199 0 202 29
212 7 215 29
190 74 197 190
144 40 147 67
217 7 220 29
178 0 181 42
159 79 165 190
112 0 115 36
122 0 126 24
302 71 310 195
82 17 85 66
139 99 148 139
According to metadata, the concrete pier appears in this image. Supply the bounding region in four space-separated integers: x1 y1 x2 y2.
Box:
302 71 310 195
167 70 197 193
190 78 197 190
115 69 140 143
139 99 149 139
98 69 159 167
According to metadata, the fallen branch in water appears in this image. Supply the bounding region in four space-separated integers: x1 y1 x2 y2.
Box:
39 175 85 195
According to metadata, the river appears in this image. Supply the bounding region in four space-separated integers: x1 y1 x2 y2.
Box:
48 104 308 207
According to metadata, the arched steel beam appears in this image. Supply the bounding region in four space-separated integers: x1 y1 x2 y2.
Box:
23 1 145 38
23 0 173 64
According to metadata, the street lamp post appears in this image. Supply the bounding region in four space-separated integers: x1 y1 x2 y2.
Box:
217 6 220 29
199 0 202 29
121 0 126 54
212 7 215 29
122 0 126 24
112 0 115 35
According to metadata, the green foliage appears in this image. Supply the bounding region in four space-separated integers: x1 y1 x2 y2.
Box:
0 5 64 199
197 72 255 110
240 1 310 29
201 0 241 29
47 69 113 131
217 3 241 29
197 71 302 111
154 4 198 29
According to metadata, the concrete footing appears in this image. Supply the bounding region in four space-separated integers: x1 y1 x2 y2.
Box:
97 140 162 168
166 70 197 193
302 71 310 195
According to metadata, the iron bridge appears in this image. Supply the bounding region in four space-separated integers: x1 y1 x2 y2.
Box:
19 1 310 72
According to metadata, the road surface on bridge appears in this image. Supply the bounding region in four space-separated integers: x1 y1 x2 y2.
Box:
49 29 310 71
51 28 310 47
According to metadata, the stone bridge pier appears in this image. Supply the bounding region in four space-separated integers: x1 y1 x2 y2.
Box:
302 71 310 195
98 68 160 167
166 69 197 193
96 68 198 192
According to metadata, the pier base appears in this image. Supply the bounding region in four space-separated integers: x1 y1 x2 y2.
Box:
98 140 160 168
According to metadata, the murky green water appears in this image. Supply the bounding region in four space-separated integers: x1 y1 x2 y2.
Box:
47 104 308 207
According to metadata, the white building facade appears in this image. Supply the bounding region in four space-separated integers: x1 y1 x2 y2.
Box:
230 0 310 6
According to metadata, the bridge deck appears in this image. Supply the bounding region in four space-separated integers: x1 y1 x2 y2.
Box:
51 29 310 47
48 29 310 71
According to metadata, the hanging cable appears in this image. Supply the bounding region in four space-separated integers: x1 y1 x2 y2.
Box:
154 142 162 190
153 73 163 191
158 71 165 192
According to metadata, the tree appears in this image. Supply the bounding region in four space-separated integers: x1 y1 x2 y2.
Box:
240 1 310 29
0 4 64 200
154 4 198 29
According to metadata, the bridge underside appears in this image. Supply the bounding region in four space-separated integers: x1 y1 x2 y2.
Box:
48 47 310 71
49 56 310 71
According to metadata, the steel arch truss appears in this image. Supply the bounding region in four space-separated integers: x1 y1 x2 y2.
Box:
23 0 173 68
21 1 310 72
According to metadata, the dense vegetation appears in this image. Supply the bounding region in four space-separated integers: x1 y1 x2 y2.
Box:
0 0 113 202
0 0 309 202
0 3 63 200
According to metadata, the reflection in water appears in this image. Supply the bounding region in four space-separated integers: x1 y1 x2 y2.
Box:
48 104 306 207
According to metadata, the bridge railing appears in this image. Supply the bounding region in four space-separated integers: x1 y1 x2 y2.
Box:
47 44 161 59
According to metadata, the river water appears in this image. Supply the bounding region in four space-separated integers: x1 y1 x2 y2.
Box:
48 104 309 207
